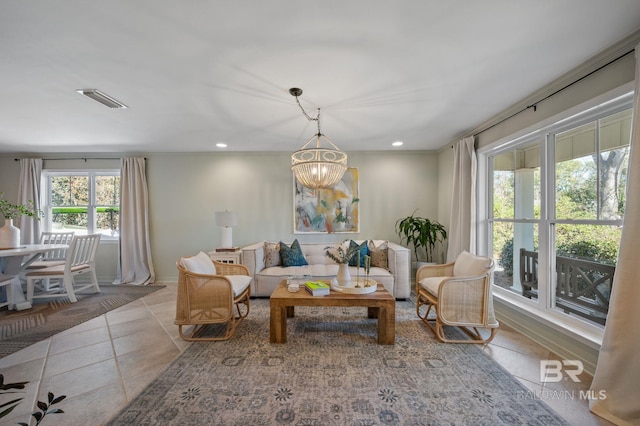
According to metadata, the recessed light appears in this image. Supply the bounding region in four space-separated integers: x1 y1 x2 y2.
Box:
76 89 127 109
392 141 403 147
216 142 228 148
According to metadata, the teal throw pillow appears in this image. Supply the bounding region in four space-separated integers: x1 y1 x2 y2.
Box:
348 240 369 267
279 239 308 267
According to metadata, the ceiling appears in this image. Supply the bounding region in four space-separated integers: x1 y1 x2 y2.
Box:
2 1 640 154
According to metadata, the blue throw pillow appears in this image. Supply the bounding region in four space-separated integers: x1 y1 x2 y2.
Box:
279 239 309 267
348 240 369 267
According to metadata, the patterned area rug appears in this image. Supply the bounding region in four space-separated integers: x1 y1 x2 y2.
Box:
0 284 164 358
107 297 568 425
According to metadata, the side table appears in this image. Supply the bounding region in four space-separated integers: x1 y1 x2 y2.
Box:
208 249 242 265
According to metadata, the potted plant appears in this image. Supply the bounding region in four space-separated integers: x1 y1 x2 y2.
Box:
0 192 42 249
325 242 363 286
395 209 447 264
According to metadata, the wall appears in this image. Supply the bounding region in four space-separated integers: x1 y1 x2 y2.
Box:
1 150 439 281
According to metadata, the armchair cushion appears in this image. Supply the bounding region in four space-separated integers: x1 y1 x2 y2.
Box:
419 276 448 296
226 275 252 297
453 250 493 277
180 251 216 275
279 239 308 267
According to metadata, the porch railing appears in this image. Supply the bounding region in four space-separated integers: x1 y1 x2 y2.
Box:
519 248 614 325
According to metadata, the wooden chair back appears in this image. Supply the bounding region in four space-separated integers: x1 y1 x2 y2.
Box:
40 231 75 261
66 234 101 270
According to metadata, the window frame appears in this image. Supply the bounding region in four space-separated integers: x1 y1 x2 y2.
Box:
477 83 633 347
41 169 121 243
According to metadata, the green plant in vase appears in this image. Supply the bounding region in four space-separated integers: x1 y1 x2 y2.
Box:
0 193 42 220
0 192 43 249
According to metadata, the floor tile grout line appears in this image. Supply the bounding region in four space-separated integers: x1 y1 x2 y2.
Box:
104 311 130 403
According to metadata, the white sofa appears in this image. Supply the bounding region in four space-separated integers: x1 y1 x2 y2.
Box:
241 241 411 299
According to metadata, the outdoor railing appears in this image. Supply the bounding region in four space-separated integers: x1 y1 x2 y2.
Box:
519 248 614 325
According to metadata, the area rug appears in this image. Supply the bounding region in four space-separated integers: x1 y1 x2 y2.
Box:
0 284 164 358
107 298 568 425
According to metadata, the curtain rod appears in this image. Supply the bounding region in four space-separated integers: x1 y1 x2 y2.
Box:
470 48 635 139
14 157 146 161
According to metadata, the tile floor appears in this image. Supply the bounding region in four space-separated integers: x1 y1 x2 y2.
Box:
0 281 612 426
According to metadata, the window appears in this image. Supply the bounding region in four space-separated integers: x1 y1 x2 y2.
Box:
42 170 120 240
481 90 632 330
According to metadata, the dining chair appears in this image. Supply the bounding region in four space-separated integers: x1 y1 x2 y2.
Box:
22 231 75 291
0 274 14 310
30 231 75 267
25 234 101 303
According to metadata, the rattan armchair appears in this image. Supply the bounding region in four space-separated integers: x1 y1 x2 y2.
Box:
175 252 251 341
416 251 498 344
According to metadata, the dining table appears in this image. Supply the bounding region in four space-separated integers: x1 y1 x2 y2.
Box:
0 243 69 310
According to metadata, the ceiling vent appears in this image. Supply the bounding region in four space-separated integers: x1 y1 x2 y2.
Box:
76 89 128 109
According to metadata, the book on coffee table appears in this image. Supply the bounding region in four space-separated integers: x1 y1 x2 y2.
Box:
304 281 330 296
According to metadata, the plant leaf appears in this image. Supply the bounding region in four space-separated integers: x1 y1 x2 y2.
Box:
32 412 43 422
51 395 66 404
37 400 48 411
0 397 24 409
0 398 23 418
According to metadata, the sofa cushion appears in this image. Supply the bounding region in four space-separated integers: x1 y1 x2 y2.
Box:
181 251 216 275
264 242 281 267
348 240 369 266
279 239 308 267
368 240 388 269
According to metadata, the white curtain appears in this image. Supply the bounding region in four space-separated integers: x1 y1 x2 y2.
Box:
446 136 476 261
589 44 640 425
113 157 155 285
17 158 42 244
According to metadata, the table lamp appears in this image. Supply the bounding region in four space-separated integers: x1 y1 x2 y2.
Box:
215 210 238 249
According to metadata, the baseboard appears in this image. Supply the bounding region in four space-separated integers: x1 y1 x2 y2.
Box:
495 300 600 375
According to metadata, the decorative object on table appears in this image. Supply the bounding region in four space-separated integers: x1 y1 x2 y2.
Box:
363 254 371 282
288 87 347 190
304 280 330 296
395 209 447 264
325 240 366 286
287 283 300 292
331 276 377 294
294 168 359 234
0 192 42 249
215 210 238 249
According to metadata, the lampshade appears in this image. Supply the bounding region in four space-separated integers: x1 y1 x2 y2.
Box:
215 210 237 227
291 134 347 189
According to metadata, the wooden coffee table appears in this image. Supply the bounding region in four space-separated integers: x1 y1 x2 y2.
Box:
270 281 395 345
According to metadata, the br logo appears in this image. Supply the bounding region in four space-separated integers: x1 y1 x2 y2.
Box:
540 360 583 382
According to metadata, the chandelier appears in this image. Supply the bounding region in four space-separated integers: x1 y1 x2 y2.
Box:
289 88 347 189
